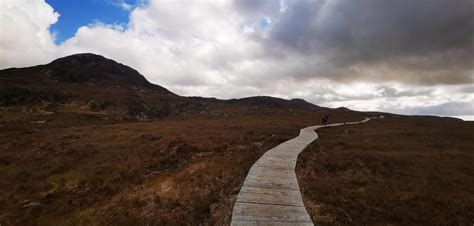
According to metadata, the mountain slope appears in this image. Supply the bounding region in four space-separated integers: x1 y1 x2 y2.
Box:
0 53 325 121
1 53 173 94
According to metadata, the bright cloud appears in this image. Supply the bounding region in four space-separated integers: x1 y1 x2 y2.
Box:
0 0 59 67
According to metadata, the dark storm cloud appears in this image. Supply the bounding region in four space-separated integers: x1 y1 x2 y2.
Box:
265 0 474 85
233 0 280 17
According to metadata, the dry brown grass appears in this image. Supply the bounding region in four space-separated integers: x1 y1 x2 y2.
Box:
297 115 474 225
0 107 369 225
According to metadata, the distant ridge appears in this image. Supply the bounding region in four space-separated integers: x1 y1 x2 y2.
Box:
228 96 323 110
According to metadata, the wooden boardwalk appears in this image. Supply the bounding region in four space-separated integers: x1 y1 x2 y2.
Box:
231 118 372 225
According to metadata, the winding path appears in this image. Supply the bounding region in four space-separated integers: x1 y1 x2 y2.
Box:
231 117 373 225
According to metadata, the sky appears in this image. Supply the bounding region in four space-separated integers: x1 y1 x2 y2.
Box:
45 0 133 44
0 0 473 120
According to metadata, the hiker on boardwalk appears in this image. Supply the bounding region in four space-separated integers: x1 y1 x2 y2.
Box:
321 112 329 125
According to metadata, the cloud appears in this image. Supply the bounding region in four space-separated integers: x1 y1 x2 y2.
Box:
265 0 474 85
56 0 263 91
0 0 59 68
391 101 474 117
112 0 148 11
0 0 473 118
113 0 132 11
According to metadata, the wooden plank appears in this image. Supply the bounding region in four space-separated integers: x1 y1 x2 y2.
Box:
248 167 296 178
255 158 297 167
252 163 295 170
256 155 298 163
232 202 312 222
239 186 301 197
254 158 296 168
236 192 305 206
243 177 300 190
231 220 314 226
244 174 299 185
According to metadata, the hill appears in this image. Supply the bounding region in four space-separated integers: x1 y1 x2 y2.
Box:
227 96 322 110
0 53 326 123
1 53 172 92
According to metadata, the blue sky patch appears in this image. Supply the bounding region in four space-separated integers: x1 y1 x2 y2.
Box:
46 0 143 44
260 18 269 29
